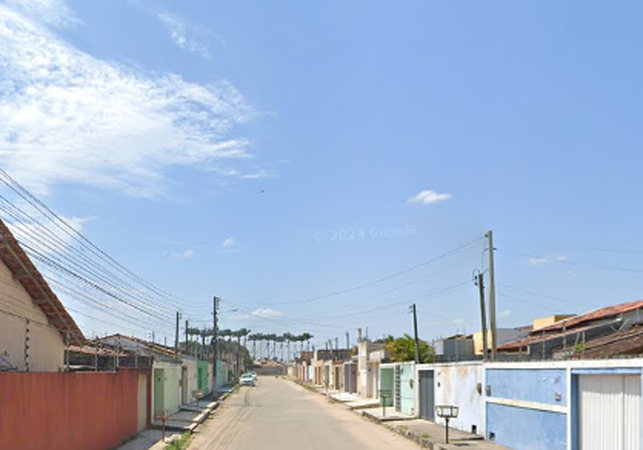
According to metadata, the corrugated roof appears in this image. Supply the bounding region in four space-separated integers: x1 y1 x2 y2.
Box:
535 299 643 333
0 219 85 346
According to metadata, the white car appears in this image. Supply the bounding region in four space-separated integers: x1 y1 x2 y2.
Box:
240 374 256 386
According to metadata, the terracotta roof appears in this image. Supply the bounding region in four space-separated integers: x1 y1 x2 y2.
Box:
535 299 643 333
0 219 85 346
568 325 643 359
497 323 596 352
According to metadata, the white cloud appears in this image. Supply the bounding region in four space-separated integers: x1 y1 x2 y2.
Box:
251 308 282 318
452 318 465 325
499 310 512 319
157 12 210 59
222 237 236 248
407 189 452 205
2 0 76 28
527 254 567 267
0 3 254 197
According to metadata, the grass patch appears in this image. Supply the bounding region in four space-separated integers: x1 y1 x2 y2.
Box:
164 432 191 450
421 433 430 439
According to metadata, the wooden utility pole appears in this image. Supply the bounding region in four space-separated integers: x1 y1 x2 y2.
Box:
486 231 498 360
411 304 420 364
476 273 489 359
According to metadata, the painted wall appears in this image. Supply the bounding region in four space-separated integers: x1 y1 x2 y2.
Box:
216 360 228 389
0 260 65 372
0 369 147 450
182 358 199 403
398 362 416 416
487 403 566 450
487 368 566 406
486 366 567 450
152 361 182 416
433 362 485 435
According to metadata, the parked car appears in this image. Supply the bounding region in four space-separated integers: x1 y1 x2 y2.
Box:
240 374 256 386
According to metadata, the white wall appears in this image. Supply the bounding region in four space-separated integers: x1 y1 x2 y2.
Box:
0 260 64 372
432 362 485 435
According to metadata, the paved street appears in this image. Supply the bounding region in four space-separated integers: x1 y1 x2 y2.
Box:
189 377 421 450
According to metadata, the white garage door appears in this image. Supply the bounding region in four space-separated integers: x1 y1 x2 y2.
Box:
578 374 640 450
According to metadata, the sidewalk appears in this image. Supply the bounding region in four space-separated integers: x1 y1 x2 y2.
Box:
360 406 510 450
115 398 222 450
329 392 380 410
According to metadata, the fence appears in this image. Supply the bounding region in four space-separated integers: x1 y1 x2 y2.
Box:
0 368 150 450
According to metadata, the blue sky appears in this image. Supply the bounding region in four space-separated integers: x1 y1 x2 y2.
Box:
1 0 642 349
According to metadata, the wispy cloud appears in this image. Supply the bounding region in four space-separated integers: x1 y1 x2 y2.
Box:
527 254 567 267
0 2 253 197
169 248 195 259
452 318 465 325
251 308 282 318
157 12 225 60
218 236 241 254
407 189 452 205
498 309 512 319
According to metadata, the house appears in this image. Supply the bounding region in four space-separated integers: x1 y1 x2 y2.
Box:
471 327 531 356
354 339 389 399
498 300 643 359
380 362 416 415
97 334 186 418
0 218 84 372
484 359 642 450
310 349 352 387
433 334 475 361
415 361 485 434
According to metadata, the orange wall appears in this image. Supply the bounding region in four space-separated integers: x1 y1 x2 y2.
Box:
0 369 148 450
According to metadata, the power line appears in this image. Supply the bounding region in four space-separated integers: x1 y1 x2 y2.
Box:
256 236 484 307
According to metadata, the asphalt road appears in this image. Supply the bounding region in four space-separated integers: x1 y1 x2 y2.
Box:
189 377 421 450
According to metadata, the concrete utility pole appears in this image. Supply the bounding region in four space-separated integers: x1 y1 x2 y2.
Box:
174 311 181 356
346 332 350 350
212 296 219 396
185 320 189 354
486 231 498 361
476 273 489 359
411 304 420 364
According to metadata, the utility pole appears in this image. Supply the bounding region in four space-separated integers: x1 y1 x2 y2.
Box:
212 296 219 396
346 332 350 350
476 273 489 359
174 311 181 356
411 304 420 364
185 320 189 354
486 231 498 361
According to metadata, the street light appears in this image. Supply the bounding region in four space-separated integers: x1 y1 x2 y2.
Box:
435 405 459 444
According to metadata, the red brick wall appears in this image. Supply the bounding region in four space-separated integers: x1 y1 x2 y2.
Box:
0 369 148 450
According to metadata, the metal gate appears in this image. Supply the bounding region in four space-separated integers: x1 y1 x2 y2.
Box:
394 365 402 411
344 363 357 393
578 374 641 450
419 370 435 420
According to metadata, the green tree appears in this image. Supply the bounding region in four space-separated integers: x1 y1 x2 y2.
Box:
384 334 434 363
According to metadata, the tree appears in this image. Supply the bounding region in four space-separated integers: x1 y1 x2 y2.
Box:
384 334 434 363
